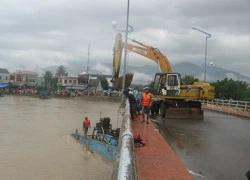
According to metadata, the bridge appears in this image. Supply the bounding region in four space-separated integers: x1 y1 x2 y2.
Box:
112 99 250 180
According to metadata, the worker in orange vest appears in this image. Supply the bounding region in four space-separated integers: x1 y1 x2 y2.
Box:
83 117 91 136
141 87 153 124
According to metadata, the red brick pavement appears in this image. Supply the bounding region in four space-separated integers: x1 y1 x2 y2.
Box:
132 115 193 180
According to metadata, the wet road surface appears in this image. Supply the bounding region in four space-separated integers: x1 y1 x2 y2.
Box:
156 111 250 180
0 96 122 180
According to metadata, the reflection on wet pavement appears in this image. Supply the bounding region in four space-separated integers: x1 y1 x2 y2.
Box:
154 112 250 180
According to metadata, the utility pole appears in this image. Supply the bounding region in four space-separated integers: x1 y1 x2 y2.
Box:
87 44 90 73
121 0 130 107
192 27 211 82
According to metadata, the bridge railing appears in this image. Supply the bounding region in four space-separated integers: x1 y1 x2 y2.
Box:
202 99 250 112
112 99 136 180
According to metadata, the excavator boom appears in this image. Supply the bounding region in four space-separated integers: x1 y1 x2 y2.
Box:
113 33 172 75
112 33 180 95
124 43 172 73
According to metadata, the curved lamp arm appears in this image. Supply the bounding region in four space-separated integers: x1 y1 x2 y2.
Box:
192 27 211 38
112 21 134 33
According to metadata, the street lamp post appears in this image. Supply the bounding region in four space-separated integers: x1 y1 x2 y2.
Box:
192 27 211 82
112 0 131 107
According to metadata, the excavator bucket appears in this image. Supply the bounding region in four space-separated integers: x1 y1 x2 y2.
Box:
112 73 134 90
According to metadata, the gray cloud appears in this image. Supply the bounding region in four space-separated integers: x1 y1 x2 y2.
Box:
0 0 249 78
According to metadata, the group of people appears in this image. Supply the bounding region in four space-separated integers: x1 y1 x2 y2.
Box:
123 86 153 147
123 86 153 124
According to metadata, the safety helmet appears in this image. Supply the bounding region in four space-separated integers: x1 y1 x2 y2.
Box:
144 87 150 90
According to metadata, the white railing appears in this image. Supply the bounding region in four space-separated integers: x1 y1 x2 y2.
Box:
117 100 136 180
202 99 250 112
112 99 136 180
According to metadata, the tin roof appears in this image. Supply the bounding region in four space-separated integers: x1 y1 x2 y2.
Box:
0 68 9 74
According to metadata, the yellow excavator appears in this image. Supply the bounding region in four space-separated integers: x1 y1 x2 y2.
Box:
112 33 214 119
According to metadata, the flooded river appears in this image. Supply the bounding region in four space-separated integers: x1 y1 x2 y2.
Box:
0 95 122 180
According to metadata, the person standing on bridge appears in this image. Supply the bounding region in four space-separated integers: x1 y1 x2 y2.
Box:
123 87 137 120
83 117 91 136
141 87 153 124
135 88 142 115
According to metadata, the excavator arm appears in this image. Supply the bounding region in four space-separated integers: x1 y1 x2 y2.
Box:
113 33 123 79
113 33 172 78
124 40 172 73
112 33 180 94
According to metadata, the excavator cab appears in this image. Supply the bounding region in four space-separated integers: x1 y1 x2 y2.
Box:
153 73 181 96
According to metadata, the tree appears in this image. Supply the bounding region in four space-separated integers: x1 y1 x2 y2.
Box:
56 65 67 77
43 71 53 91
181 75 198 85
36 85 44 93
51 76 58 91
211 78 250 100
98 76 109 90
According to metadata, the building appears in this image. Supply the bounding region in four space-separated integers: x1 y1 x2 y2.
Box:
57 74 87 91
57 72 107 93
85 78 101 94
0 68 10 88
10 70 38 88
78 71 90 85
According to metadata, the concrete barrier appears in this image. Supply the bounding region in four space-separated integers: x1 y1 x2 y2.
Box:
112 99 136 180
202 100 250 119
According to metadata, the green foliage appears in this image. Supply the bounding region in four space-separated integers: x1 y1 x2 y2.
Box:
181 75 199 85
43 71 53 91
56 65 68 77
211 78 250 100
51 77 58 91
36 86 44 93
98 76 109 90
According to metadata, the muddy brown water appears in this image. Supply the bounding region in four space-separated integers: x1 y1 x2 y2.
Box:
0 95 122 180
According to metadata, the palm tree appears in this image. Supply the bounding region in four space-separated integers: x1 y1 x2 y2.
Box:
56 65 67 77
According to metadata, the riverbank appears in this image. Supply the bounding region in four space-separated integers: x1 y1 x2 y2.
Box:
3 93 121 102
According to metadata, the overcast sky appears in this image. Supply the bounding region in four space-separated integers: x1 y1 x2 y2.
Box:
0 0 249 77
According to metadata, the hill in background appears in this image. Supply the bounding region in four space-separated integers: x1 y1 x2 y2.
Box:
42 61 250 84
